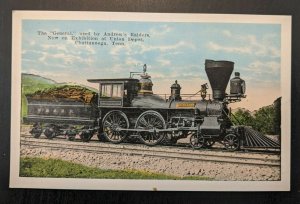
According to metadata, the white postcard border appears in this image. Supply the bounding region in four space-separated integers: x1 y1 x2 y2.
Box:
10 11 291 191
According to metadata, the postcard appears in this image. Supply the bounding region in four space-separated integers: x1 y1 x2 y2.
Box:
10 11 291 191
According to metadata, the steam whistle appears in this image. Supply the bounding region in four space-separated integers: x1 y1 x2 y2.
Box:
143 64 147 74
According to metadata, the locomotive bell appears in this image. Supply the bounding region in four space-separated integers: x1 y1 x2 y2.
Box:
230 72 246 95
169 80 182 100
205 59 234 100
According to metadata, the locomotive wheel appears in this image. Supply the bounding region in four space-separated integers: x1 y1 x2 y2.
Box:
135 111 166 146
223 134 240 151
190 133 205 149
44 127 56 139
102 110 129 144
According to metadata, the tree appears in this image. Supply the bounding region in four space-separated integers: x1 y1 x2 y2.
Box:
273 97 281 135
231 104 277 135
253 105 275 134
231 109 255 127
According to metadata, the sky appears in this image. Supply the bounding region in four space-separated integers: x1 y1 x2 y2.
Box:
22 20 281 111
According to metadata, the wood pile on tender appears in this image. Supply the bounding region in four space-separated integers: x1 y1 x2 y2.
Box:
26 85 97 104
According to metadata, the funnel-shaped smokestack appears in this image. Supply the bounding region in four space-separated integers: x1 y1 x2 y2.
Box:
205 60 234 100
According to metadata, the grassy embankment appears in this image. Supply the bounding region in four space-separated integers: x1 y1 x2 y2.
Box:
21 74 57 118
20 157 210 180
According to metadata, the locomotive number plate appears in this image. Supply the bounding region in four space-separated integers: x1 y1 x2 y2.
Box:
176 102 196 108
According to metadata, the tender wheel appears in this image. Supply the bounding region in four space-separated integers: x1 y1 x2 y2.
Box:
223 134 240 151
135 110 166 146
190 133 205 149
102 110 129 143
66 129 77 141
44 127 56 139
79 130 93 142
67 135 75 141
30 127 42 138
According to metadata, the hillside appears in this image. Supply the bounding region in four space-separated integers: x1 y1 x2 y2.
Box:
22 73 57 95
22 73 57 85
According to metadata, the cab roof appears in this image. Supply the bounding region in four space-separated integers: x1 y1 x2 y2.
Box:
87 78 139 83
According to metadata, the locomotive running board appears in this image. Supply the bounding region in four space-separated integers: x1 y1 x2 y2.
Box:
116 127 199 133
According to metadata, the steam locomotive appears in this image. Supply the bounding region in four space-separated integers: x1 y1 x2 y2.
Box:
25 59 248 151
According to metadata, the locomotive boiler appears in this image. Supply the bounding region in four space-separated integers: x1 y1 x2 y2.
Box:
25 59 279 151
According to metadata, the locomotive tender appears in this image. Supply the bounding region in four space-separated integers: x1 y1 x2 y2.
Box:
26 59 247 151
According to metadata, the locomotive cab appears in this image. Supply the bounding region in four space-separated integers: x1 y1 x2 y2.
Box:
87 78 139 107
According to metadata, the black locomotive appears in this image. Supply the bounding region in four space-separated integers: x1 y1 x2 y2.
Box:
25 59 249 151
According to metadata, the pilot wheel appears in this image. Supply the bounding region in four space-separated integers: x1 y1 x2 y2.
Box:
223 133 240 151
190 133 205 149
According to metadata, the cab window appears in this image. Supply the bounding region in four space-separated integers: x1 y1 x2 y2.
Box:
101 84 112 97
101 83 122 98
112 84 122 97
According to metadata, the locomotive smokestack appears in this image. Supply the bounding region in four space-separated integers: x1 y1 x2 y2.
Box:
205 59 234 100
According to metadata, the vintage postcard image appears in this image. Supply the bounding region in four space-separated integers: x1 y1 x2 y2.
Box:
10 11 291 191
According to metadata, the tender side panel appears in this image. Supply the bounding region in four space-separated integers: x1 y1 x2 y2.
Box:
24 99 96 125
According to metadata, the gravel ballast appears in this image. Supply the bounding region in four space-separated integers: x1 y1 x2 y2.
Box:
20 139 280 181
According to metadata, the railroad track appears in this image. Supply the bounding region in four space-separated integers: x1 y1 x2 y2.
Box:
21 136 280 167
21 133 281 155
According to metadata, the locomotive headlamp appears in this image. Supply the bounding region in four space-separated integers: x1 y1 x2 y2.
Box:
230 72 246 95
